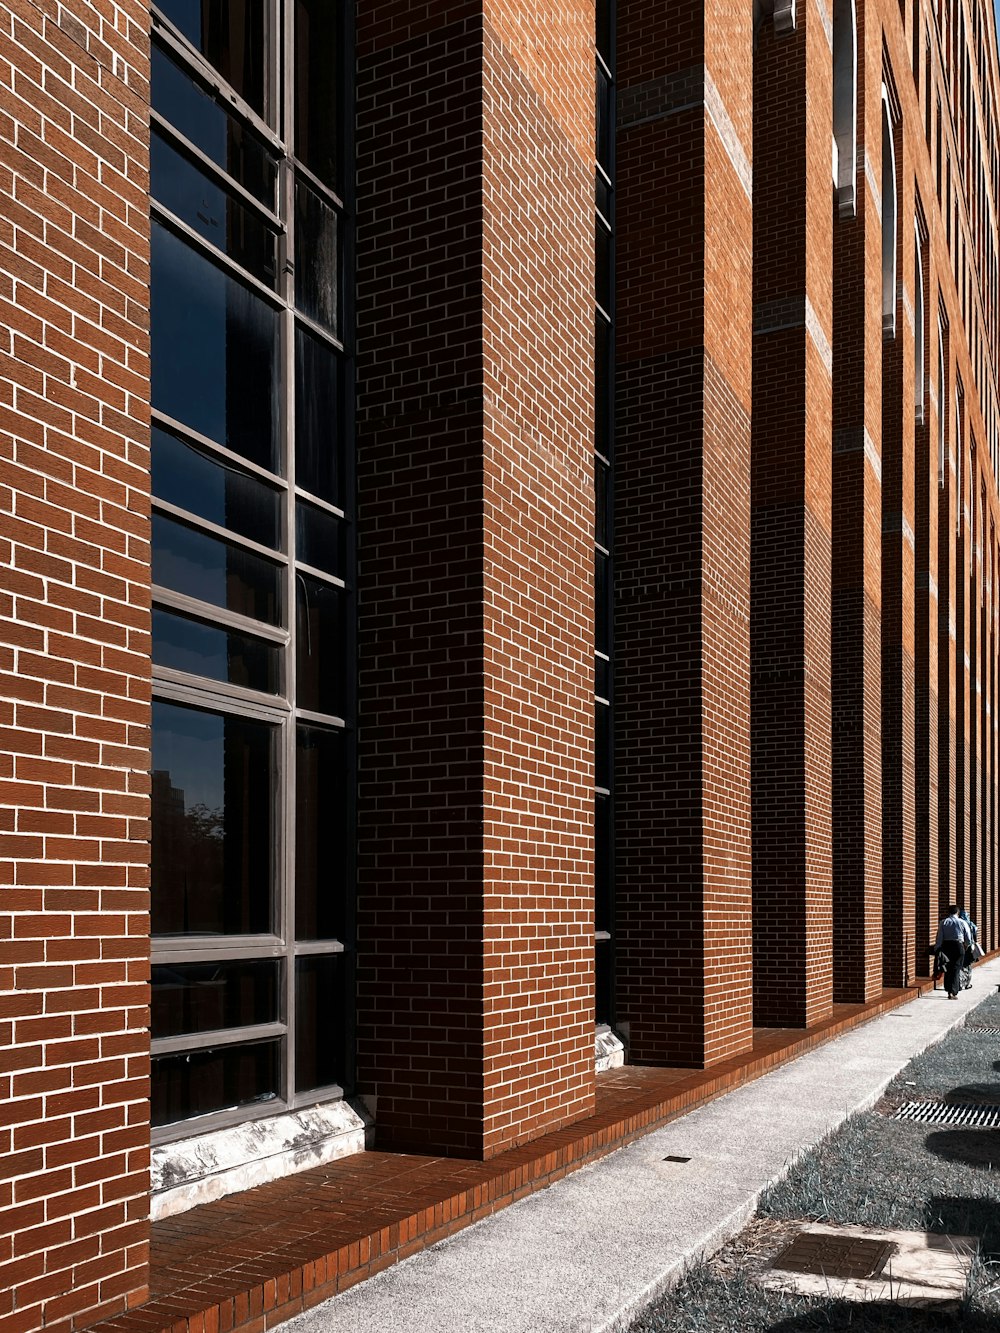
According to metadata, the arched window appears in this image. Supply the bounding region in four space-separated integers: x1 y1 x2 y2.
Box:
833 0 858 216
881 88 897 336
938 321 946 486
914 224 925 421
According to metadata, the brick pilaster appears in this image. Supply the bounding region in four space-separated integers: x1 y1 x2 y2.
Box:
831 8 883 1004
614 0 754 1066
750 0 834 1028
354 0 595 1158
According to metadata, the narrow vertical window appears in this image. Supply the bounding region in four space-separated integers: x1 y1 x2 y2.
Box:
881 88 897 336
938 320 946 486
594 0 615 1027
833 0 858 217
148 0 354 1137
914 222 925 422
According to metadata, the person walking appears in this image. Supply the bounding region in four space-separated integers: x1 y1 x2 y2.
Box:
957 907 980 989
935 905 973 999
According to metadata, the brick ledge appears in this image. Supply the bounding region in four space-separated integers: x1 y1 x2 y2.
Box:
84 971 971 1333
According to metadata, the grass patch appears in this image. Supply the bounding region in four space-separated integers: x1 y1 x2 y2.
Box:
629 989 1000 1332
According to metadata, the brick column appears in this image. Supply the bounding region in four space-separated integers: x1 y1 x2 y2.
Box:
750 1 834 1028
831 12 883 1004
956 426 970 911
0 1 151 1328
938 330 957 926
880 111 916 990
354 1 595 1158
913 230 937 976
614 0 753 1067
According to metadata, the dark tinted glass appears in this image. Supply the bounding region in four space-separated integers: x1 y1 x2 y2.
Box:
152 512 281 625
295 955 347 1092
595 315 611 459
295 179 339 335
151 44 277 206
295 501 342 576
596 0 611 58
151 130 278 286
295 725 347 941
595 654 610 701
153 607 279 692
152 425 280 547
595 795 612 932
596 63 611 174
595 935 613 1027
152 1039 279 1127
157 0 266 115
596 217 611 313
151 701 274 936
295 324 341 506
294 0 341 190
596 459 609 548
151 221 280 470
295 575 344 716
151 959 280 1038
595 170 611 220
596 699 611 790
595 550 610 658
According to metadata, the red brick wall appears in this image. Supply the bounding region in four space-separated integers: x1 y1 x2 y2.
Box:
0 0 151 1328
614 0 754 1067
751 0 834 1028
354 0 594 1157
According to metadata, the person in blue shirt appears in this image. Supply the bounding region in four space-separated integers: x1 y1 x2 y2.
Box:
935 906 973 999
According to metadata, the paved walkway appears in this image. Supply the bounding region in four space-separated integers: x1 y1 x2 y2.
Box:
284 957 1000 1333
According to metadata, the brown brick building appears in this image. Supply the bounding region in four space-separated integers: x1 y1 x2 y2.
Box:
1 0 999 1329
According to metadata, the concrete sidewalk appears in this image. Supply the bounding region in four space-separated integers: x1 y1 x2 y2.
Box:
284 957 1000 1333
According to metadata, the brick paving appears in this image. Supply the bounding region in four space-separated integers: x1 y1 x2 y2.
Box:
84 985 935 1333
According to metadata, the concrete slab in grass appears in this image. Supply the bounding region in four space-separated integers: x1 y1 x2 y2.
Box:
758 1222 977 1308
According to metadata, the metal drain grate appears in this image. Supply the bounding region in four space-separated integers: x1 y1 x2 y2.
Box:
892 1101 1000 1127
773 1233 896 1280
964 1025 1000 1035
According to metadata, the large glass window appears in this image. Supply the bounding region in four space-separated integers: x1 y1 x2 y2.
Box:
149 0 353 1138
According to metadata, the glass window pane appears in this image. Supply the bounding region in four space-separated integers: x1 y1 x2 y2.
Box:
596 217 611 313
295 500 342 577
152 512 281 626
151 221 280 471
151 959 280 1038
151 129 278 286
296 574 345 717
157 0 266 115
153 607 279 692
296 724 347 941
596 699 611 790
295 324 342 507
152 425 280 547
151 43 277 206
595 170 611 220
295 179 339 335
595 654 610 701
596 63 611 174
152 1039 280 1128
596 0 610 58
294 0 341 190
596 459 609 548
595 550 610 658
595 315 612 459
295 955 346 1092
151 700 275 936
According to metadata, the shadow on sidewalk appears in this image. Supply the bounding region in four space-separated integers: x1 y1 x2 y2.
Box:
770 1306 997 1332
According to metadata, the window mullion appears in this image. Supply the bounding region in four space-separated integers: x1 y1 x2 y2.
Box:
281 0 298 1114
